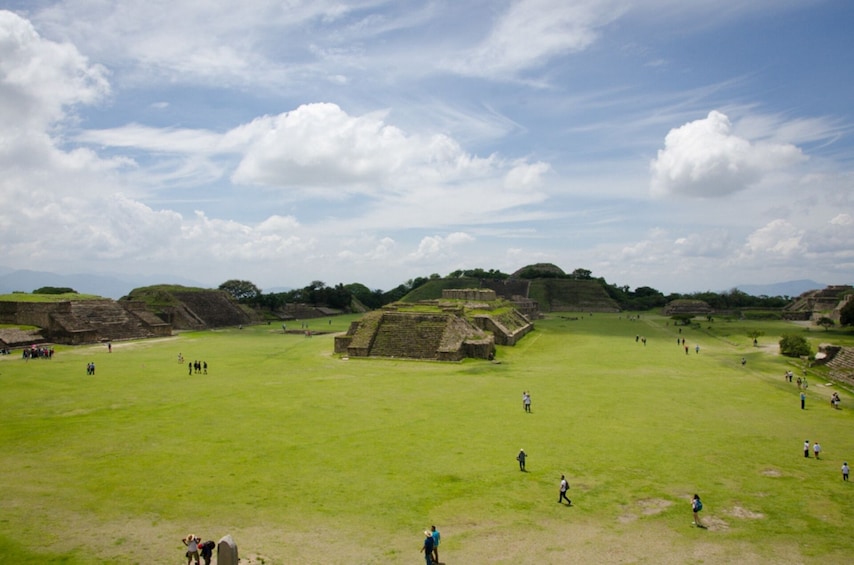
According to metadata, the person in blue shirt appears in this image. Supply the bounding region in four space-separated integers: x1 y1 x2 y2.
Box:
430 525 440 564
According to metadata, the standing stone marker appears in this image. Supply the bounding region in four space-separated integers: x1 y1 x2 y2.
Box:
217 534 238 565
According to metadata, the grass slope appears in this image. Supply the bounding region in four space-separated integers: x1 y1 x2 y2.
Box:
0 314 852 563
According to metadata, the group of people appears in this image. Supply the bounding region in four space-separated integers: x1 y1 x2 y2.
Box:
181 534 215 565
85 361 96 375
188 360 207 375
22 346 55 359
804 440 822 459
419 525 440 564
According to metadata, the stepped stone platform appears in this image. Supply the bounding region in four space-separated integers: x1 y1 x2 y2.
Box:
156 291 255 330
0 299 171 345
335 289 533 361
783 285 854 321
825 346 854 387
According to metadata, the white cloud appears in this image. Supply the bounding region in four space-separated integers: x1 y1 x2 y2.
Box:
450 0 626 78
408 233 475 261
0 10 109 130
650 111 805 198
741 219 806 258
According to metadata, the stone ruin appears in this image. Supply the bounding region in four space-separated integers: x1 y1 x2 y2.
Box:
334 289 534 361
0 299 171 345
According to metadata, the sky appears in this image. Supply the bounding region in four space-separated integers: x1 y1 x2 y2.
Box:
1 0 853 294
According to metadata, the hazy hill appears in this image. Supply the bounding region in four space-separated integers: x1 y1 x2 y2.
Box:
735 279 826 297
0 268 206 300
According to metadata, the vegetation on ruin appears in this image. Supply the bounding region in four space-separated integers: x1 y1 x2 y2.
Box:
0 292 101 302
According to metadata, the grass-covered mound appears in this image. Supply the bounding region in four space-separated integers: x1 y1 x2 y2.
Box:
527 278 619 312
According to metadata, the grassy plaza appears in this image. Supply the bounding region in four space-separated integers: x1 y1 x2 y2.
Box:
1 313 852 563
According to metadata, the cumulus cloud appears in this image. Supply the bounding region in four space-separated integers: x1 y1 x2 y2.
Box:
741 219 806 258
650 111 805 198
408 232 475 261
0 10 109 130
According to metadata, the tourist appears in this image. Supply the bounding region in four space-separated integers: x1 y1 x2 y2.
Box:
801 391 806 410
420 529 434 565
517 449 527 471
804 440 811 458
842 462 849 481
813 441 821 459
831 392 840 409
182 533 201 565
558 474 571 505
431 525 440 564
691 494 704 527
199 539 215 565
524 391 531 413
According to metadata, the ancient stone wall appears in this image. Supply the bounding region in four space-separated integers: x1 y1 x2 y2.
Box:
442 289 497 301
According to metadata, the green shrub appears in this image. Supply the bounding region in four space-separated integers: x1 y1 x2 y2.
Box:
779 333 811 357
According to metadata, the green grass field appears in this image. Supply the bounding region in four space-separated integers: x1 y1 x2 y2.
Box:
1 314 852 564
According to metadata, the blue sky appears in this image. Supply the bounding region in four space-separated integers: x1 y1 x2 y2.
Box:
1 0 852 293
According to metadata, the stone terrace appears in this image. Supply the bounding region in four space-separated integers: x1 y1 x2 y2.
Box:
167 291 254 329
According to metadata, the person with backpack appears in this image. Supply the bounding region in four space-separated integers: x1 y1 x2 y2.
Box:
558 474 571 505
692 494 704 527
198 539 215 565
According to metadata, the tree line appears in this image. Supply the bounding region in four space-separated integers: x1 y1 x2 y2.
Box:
217 268 849 321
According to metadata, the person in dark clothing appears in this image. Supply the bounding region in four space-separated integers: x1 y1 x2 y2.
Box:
517 449 527 471
199 540 215 565
420 530 434 565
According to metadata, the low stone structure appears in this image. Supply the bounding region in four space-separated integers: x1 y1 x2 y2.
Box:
335 291 534 361
0 299 171 345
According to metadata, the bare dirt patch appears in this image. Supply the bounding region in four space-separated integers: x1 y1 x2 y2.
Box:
728 505 765 520
761 468 782 477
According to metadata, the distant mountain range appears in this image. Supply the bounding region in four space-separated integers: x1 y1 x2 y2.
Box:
0 268 207 300
734 279 826 298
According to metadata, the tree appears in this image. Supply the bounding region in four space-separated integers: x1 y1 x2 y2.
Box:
779 334 811 358
816 317 835 331
840 298 854 326
671 314 694 326
571 268 592 279
218 280 261 302
746 330 764 345
34 286 77 294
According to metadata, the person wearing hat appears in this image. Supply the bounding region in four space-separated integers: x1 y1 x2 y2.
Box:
517 449 527 471
182 533 200 565
420 529 434 565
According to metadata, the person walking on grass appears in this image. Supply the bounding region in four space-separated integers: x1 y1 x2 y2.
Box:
430 525 440 564
843 462 849 481
558 474 571 505
524 391 532 413
804 440 811 458
420 530 434 565
691 494 705 528
517 449 527 471
801 391 806 410
813 441 821 459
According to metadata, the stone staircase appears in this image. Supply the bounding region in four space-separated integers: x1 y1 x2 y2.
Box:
50 299 161 343
170 291 253 329
826 346 854 386
369 313 449 359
